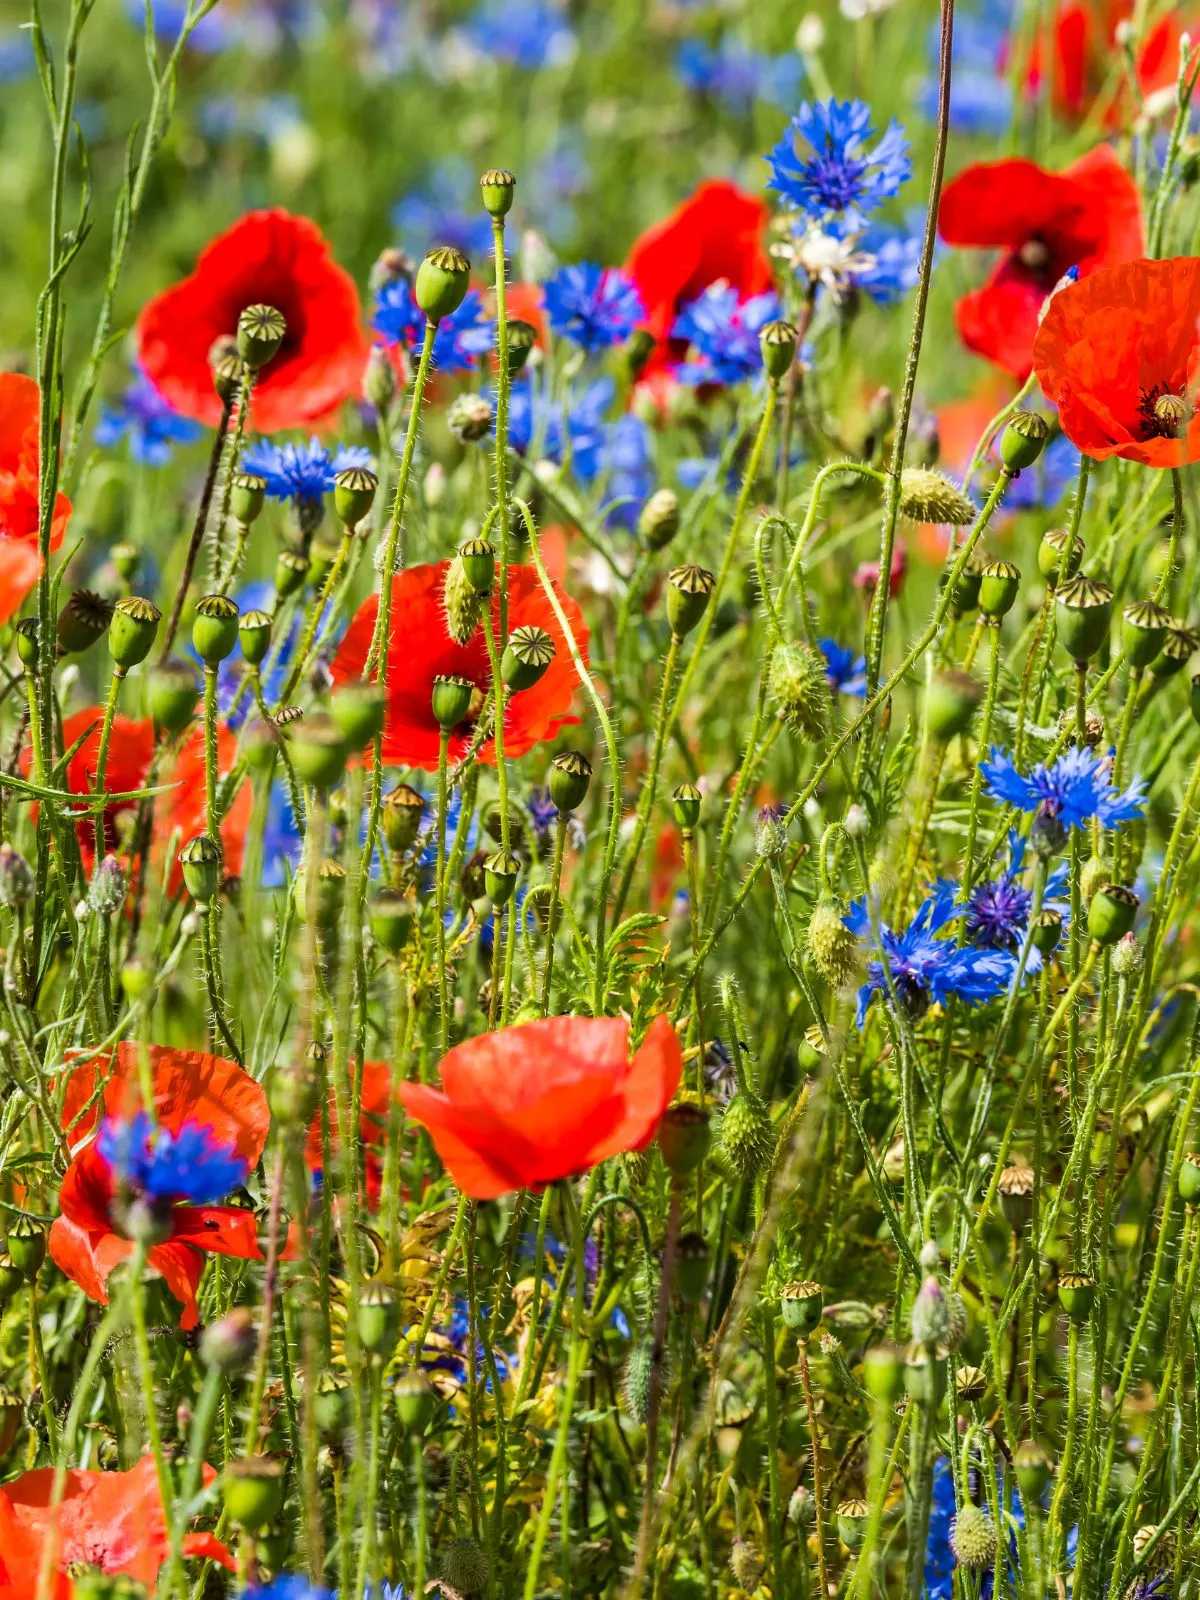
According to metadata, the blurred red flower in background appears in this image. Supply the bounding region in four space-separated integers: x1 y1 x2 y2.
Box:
0 373 71 624
400 1015 683 1198
138 209 369 433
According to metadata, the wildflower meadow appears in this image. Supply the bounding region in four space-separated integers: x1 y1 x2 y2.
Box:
2 0 1200 1595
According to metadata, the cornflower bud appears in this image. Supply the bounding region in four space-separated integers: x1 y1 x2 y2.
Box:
0 844 35 910
910 1275 950 1346
88 854 126 917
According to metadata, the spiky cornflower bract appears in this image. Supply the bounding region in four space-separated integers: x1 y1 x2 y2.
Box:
846 882 1012 1024
672 285 782 385
542 263 644 350
95 367 203 466
766 98 911 228
819 638 867 696
372 280 495 373
96 1112 248 1206
241 438 374 505
966 832 1069 957
981 745 1146 832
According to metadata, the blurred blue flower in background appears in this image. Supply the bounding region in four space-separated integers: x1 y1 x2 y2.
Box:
241 438 373 503
458 0 575 70
675 37 804 111
373 281 494 373
391 161 496 259
95 368 202 466
543 264 644 351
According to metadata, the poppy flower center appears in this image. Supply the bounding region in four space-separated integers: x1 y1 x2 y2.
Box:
1139 385 1192 439
1016 236 1051 275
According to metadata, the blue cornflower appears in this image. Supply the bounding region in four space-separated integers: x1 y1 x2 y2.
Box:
247 1577 333 1600
132 0 229 50
391 161 496 259
259 780 304 888
95 369 202 466
675 38 803 112
425 1296 515 1389
459 0 575 69
917 3 1013 134
966 832 1069 959
852 223 923 304
240 438 373 505
500 374 566 457
96 1113 247 1205
819 639 867 697
673 285 782 386
981 746 1146 833
542 263 643 351
766 98 911 229
527 785 558 842
372 281 494 374
569 378 654 528
846 882 1013 1024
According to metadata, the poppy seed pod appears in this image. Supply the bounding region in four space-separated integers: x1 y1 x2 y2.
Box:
836 1500 870 1552
111 541 141 582
779 1279 823 1336
211 348 246 404
672 1231 711 1303
381 783 426 851
1031 907 1064 955
479 166 516 218
458 537 496 592
179 834 222 903
898 468 976 526
863 1342 905 1403
506 319 537 374
955 1364 988 1403
998 1163 1035 1231
415 246 471 324
333 465 378 528
357 1282 402 1355
1037 527 1084 586
638 487 680 551
108 596 161 670
1013 1439 1053 1502
236 304 287 370
666 564 715 638
238 609 273 667
0 1252 21 1304
1088 882 1138 945
274 547 309 599
370 888 418 954
58 590 114 655
6 1214 45 1281
484 849 520 907
1000 410 1050 472
947 547 987 616
1152 620 1199 680
1121 599 1171 667
313 1370 352 1439
308 538 340 593
759 318 798 381
1178 1152 1200 1205
927 669 983 741
658 1101 710 1175
394 1367 436 1434
432 674 475 732
549 749 592 813
223 1455 285 1529
286 712 347 791
147 656 200 737
903 1342 947 1408
1055 575 1112 662
672 782 701 831
192 593 240 665
502 624 555 691
331 681 387 747
979 558 1021 619
1058 1270 1097 1322
230 472 267 526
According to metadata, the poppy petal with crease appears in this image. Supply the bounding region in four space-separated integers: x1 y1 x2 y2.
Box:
331 560 586 771
1033 256 1200 467
400 1015 683 1198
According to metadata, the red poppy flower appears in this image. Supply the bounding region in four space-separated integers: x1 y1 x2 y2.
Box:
0 1457 233 1595
48 1044 268 1329
44 708 252 881
305 1058 392 1205
0 372 71 622
400 1015 683 1199
1033 257 1200 468
137 210 369 434
938 145 1144 380
624 180 773 365
331 561 587 772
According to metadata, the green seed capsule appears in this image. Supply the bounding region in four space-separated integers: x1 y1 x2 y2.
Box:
1013 1439 1053 1503
274 548 309 598
927 669 983 741
236 304 287 370
6 1214 46 1280
394 1367 436 1433
779 1279 823 1336
672 783 701 831
502 624 555 691
479 166 516 218
672 1232 711 1303
836 1499 870 1553
999 410 1050 472
1121 599 1171 667
415 246 471 324
505 319 537 375
192 594 240 665
863 1342 905 1403
331 681 386 747
179 834 222 904
1178 1152 1200 1205
1087 882 1138 945
333 466 378 528
222 1455 285 1529
658 1102 710 1175
1057 1271 1097 1322
285 712 347 791
759 319 798 382
549 750 592 813
14 618 38 669
1056 575 1112 662
357 1282 402 1355
313 1370 352 1439
432 674 475 732
484 849 520 908
381 783 426 851
108 596 161 670
230 473 267 526
369 888 418 953
1153 621 1199 680
903 1343 948 1408
238 609 273 667
1038 528 1084 586
666 565 715 639
57 590 113 655
458 537 496 593
0 1251 22 1304
978 559 1021 619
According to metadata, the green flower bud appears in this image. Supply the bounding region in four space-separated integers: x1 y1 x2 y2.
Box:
672 1231 711 1303
1087 882 1138 945
200 1308 256 1374
730 1540 764 1590
331 681 387 747
502 624 555 691
6 1214 45 1280
238 609 273 666
439 1537 490 1597
334 466 378 528
836 1500 870 1553
622 1338 655 1423
927 669 983 740
432 674 475 732
658 1101 710 1175
720 1090 773 1180
382 783 426 851
14 618 38 668
779 1279 823 1336
274 548 309 599
1056 575 1112 662
759 318 798 381
666 564 715 639
1178 1152 1200 1205
57 590 113 655
1013 1439 1054 1503
672 783 701 831
480 166 516 217
230 473 267 526
549 749 592 813
108 596 161 670
0 843 35 910
286 711 347 791
863 1342 906 1403
951 1503 999 1572
1037 527 1084 586
415 246 471 324
999 410 1050 472
898 469 976 526
192 594 240 665
1058 1270 1096 1322
443 553 486 645
179 835 222 904
370 888 418 953
505 319 537 375
394 1367 436 1433
484 848 520 907
998 1163 1035 1232
458 537 496 592
769 641 831 741
236 304 287 370
357 1282 402 1356
1121 599 1171 667
637 488 680 551
1153 620 1199 680
222 1455 285 1529
903 1342 947 1407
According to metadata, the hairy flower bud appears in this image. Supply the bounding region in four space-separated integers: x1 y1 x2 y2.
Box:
806 896 858 988
951 1503 998 1571
443 554 486 645
720 1089 774 1179
769 641 831 740
910 1275 950 1346
88 854 126 917
898 469 976 526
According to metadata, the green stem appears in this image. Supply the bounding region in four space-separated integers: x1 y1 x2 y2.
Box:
612 632 681 921
541 811 568 1012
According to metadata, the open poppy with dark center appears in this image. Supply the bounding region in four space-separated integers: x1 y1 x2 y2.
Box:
0 1457 234 1595
1033 256 1200 468
0 372 71 624
48 1044 268 1329
938 144 1143 379
137 209 369 434
400 1014 683 1198
330 561 587 771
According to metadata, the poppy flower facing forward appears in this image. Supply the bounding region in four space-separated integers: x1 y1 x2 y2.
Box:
624 180 773 365
0 1457 234 1595
137 210 369 433
0 372 71 623
400 1015 683 1198
330 561 587 771
938 145 1143 379
49 1044 268 1328
1033 258 1200 467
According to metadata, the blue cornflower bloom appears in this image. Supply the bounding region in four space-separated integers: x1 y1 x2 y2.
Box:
966 832 1069 960
391 161 496 259
672 285 782 386
846 882 1013 1024
425 1296 516 1389
527 785 559 843
767 98 911 229
96 1113 247 1205
459 0 575 69
259 780 304 888
981 746 1146 833
247 1577 333 1600
819 639 867 697
132 0 229 50
500 374 566 457
95 369 202 466
852 223 923 304
675 38 803 112
569 378 654 528
240 438 373 504
542 264 643 351
372 281 494 373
